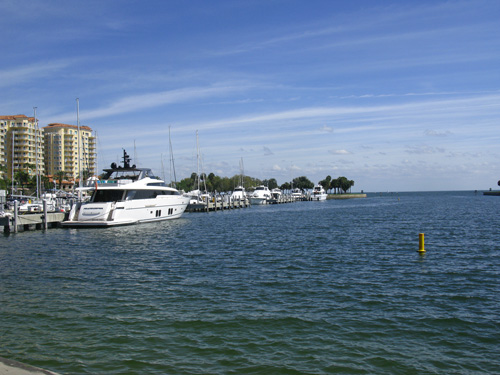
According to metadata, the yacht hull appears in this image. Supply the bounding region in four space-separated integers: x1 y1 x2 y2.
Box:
62 197 189 227
249 197 268 205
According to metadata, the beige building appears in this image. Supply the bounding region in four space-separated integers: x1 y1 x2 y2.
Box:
43 123 97 181
0 114 45 181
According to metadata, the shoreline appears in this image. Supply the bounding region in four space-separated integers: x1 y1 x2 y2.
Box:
483 191 500 196
327 193 367 200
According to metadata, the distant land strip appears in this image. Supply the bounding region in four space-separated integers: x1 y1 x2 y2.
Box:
327 193 366 200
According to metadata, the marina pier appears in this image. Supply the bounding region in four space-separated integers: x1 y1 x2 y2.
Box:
186 193 297 213
1 210 66 233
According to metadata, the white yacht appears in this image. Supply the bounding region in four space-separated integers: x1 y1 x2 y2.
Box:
270 188 282 202
62 150 189 227
249 185 271 205
230 186 247 202
291 188 304 201
311 184 328 201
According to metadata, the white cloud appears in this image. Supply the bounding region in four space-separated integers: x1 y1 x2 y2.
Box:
425 129 453 137
329 149 351 155
405 145 446 154
0 60 71 88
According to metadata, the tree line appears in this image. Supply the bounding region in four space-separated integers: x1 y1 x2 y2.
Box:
1 163 355 196
319 175 355 194
176 173 355 194
0 164 92 194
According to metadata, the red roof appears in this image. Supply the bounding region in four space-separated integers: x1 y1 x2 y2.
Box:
45 123 93 132
0 114 35 121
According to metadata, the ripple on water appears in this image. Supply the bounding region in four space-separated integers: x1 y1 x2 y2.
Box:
1 192 499 374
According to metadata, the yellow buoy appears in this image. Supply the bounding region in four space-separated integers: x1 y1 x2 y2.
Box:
418 233 425 253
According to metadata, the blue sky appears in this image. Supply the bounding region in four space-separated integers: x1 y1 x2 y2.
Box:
2 0 500 192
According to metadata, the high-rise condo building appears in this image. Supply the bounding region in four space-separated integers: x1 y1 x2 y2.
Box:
0 114 45 181
43 123 97 181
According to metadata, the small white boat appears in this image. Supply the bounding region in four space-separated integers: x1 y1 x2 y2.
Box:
230 186 247 202
291 188 304 200
311 184 327 201
249 185 271 205
271 188 282 199
62 150 189 227
18 194 57 212
186 189 210 206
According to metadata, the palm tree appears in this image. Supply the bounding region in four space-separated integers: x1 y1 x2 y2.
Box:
330 178 340 194
14 170 30 191
0 164 8 190
55 171 66 190
320 175 332 193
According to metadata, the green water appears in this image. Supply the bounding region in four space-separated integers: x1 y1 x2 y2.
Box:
1 191 499 374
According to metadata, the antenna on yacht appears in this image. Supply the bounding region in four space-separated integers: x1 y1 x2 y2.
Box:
122 149 131 168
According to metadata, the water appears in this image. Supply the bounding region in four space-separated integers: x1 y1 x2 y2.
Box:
1 191 499 374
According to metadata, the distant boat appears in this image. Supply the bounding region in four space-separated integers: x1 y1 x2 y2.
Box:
271 188 282 200
230 186 247 202
249 185 271 205
62 150 189 227
311 184 327 201
291 188 304 200
16 193 57 213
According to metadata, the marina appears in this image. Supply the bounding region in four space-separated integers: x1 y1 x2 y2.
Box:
1 192 301 231
0 187 368 232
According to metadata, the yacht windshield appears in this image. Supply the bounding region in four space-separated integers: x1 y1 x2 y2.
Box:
92 189 125 202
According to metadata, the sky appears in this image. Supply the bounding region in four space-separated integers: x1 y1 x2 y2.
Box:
1 0 500 192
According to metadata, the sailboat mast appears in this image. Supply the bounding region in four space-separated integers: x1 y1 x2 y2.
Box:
33 107 40 200
76 98 82 200
169 126 177 188
11 128 14 195
239 157 244 188
160 153 165 182
196 130 200 191
95 130 98 177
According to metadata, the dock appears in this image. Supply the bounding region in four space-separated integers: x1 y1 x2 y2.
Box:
186 194 297 212
187 197 250 212
0 211 66 233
